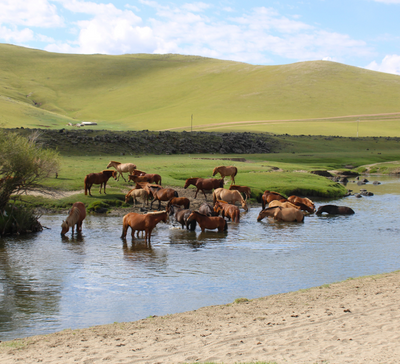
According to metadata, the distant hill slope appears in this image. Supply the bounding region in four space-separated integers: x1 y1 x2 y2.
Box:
1 43 400 135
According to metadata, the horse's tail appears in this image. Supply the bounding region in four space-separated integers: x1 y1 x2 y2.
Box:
159 176 162 186
233 167 238 177
223 219 228 231
84 176 88 195
174 191 178 198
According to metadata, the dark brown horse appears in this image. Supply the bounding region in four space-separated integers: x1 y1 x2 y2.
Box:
84 170 117 196
121 211 168 243
229 184 251 200
194 178 224 199
261 190 287 209
184 177 202 189
168 205 196 230
213 200 240 223
187 211 227 232
166 197 190 211
150 187 179 210
288 195 316 213
316 205 355 215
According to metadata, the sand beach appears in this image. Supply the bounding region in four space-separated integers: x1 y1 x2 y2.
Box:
1 270 399 364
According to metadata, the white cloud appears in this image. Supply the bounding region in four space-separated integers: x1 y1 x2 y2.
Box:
366 55 400 75
0 25 34 43
0 0 63 27
373 0 400 3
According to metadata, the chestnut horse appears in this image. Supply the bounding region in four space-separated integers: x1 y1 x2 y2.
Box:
168 205 196 230
212 166 238 184
107 161 136 182
229 184 251 200
125 188 149 207
214 200 240 223
84 170 117 196
287 195 316 213
166 197 190 211
257 206 304 223
316 205 355 215
194 178 224 199
150 187 179 210
121 211 168 243
129 173 162 185
130 169 147 176
184 177 201 189
213 188 248 212
61 202 86 235
187 211 227 232
261 190 287 209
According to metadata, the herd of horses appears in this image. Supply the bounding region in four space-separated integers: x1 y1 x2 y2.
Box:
62 161 355 243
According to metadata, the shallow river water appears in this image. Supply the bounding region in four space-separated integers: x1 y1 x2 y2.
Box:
1 176 400 341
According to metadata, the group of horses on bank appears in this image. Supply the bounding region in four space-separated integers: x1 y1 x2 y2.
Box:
63 161 354 242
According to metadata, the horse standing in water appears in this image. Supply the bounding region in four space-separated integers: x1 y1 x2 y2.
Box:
212 166 238 185
213 200 240 223
261 190 287 209
61 202 86 235
288 195 316 213
187 211 227 232
168 205 196 230
107 161 137 182
213 188 248 211
121 211 168 243
257 206 304 223
316 205 355 215
84 170 117 196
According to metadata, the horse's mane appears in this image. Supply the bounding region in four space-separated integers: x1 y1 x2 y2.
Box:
264 206 281 211
147 211 167 215
109 160 121 164
193 210 208 217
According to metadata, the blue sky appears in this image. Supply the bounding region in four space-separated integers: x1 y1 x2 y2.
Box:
1 0 400 74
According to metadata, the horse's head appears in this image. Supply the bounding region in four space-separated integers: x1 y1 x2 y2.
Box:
241 200 249 212
61 220 69 235
212 167 218 176
111 170 118 180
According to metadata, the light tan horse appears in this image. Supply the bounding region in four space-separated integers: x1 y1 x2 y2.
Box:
107 161 137 182
61 202 86 235
212 165 238 184
121 211 168 243
257 206 304 223
125 188 149 207
213 188 248 211
268 200 301 210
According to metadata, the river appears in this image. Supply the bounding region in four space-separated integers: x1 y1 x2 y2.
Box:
1 176 400 341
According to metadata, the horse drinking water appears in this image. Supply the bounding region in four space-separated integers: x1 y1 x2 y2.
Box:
61 202 86 235
84 170 117 196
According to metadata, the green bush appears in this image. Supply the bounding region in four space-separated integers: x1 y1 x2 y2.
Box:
0 204 42 236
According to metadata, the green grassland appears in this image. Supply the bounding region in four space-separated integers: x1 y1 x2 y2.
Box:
1 43 400 135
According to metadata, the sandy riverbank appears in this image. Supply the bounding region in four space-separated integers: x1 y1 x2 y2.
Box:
1 270 399 364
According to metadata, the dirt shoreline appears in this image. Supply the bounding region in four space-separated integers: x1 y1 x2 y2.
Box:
1 270 399 363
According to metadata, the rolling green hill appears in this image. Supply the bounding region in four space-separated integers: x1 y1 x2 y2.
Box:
1 43 400 135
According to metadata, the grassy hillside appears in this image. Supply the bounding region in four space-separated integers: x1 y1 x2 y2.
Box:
1 43 400 135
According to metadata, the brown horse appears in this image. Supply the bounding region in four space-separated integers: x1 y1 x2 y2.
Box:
229 184 251 200
212 166 238 184
61 202 86 235
288 195 316 213
187 211 227 232
107 161 136 182
130 169 147 176
184 177 201 189
213 188 248 211
121 211 168 243
150 188 179 210
168 205 196 230
261 190 287 209
166 197 190 211
214 200 240 223
125 188 149 207
129 173 162 185
194 178 224 199
84 170 117 196
316 205 355 215
257 206 304 223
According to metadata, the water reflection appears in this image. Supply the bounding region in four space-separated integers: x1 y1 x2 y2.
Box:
1 176 400 341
